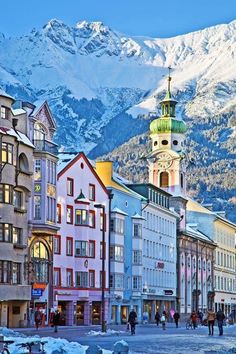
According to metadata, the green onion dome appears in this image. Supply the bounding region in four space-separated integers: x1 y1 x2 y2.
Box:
150 117 187 135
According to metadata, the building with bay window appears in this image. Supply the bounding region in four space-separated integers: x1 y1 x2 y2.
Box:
54 152 109 326
0 90 34 327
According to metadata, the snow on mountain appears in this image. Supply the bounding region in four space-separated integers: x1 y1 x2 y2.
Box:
0 18 235 219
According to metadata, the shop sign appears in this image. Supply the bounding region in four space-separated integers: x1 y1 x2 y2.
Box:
148 288 156 294
32 289 43 297
33 283 47 290
156 262 164 269
164 290 173 295
221 299 225 302
47 184 56 197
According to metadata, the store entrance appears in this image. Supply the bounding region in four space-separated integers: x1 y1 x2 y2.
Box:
92 302 101 325
57 302 67 325
121 306 128 323
76 302 85 325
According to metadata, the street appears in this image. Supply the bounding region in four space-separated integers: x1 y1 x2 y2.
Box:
17 323 236 353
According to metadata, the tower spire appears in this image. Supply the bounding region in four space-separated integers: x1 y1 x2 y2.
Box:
167 66 172 93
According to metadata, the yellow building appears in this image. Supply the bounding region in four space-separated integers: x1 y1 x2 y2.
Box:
187 199 236 316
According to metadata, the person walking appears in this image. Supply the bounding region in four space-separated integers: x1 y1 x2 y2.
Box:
191 311 197 329
216 309 225 336
34 309 42 330
128 309 137 335
155 311 160 327
207 308 216 336
161 311 166 330
53 310 60 333
173 311 180 328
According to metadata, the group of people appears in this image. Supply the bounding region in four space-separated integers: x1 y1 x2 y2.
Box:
190 308 225 336
34 309 60 332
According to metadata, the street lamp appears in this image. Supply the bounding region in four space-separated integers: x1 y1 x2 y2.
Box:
94 203 106 332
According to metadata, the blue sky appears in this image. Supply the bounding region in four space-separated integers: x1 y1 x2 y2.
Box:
2 0 236 37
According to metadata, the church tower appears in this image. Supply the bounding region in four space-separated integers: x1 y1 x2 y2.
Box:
148 69 187 196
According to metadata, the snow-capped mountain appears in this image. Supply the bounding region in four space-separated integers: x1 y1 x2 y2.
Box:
0 19 235 220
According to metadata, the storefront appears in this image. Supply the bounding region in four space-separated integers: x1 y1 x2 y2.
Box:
57 301 74 326
76 302 85 325
92 302 101 325
142 296 176 322
120 306 129 323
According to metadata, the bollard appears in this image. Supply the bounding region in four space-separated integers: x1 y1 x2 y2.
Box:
113 340 129 354
85 344 103 354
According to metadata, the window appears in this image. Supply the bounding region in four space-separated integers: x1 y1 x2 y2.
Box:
109 273 123 289
75 209 88 225
161 140 168 146
31 241 49 283
133 224 142 238
75 241 87 257
88 241 95 258
75 271 88 287
54 268 61 286
54 235 61 254
14 190 23 209
56 204 61 224
12 263 21 284
47 196 56 222
132 276 142 290
173 140 178 145
0 224 12 242
66 269 73 287
100 212 106 231
181 173 184 188
89 210 95 228
34 122 46 141
110 245 124 262
100 242 106 260
100 270 106 288
110 218 124 234
2 143 13 164
34 160 41 180
13 227 22 245
133 250 142 265
89 184 95 201
47 160 57 185
67 178 74 196
89 270 95 287
66 205 73 224
0 184 13 204
66 237 73 256
160 172 169 188
0 106 8 119
0 261 11 283
34 196 41 219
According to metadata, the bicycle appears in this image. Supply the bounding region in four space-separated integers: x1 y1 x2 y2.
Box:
0 340 14 354
16 340 47 354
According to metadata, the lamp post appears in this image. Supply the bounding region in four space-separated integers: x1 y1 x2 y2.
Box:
94 203 106 332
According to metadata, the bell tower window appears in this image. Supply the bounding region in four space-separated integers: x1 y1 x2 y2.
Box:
181 173 184 188
160 172 169 188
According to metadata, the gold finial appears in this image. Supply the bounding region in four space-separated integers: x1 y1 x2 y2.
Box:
167 66 172 92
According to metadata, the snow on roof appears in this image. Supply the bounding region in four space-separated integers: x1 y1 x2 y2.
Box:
30 99 45 116
0 127 34 148
186 223 213 243
11 108 26 116
113 172 131 185
57 152 79 174
0 89 14 100
132 213 145 220
111 207 128 216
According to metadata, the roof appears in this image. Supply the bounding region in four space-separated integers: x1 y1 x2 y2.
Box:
11 108 26 116
31 100 57 129
0 89 14 100
185 224 214 243
0 127 34 148
111 207 128 216
132 213 145 220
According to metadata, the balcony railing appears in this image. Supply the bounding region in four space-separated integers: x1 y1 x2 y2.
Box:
33 139 58 155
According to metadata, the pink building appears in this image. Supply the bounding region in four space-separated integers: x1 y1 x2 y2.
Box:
53 152 109 326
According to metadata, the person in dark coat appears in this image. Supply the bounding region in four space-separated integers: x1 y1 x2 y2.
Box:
191 311 198 329
52 310 60 333
155 311 160 327
216 309 225 336
128 309 137 335
34 310 42 330
173 311 180 328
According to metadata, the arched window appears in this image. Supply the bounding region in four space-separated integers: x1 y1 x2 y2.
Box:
34 123 46 141
31 241 49 283
160 172 169 188
19 153 29 172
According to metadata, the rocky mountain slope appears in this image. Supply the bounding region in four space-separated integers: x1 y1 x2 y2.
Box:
0 19 235 221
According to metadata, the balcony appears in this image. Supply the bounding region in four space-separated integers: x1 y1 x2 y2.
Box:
33 139 58 155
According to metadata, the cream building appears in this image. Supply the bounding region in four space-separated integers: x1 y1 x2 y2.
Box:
187 200 236 317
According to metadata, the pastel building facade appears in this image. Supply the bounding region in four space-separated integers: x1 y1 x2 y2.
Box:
187 200 236 317
54 153 109 325
95 161 145 324
0 90 34 327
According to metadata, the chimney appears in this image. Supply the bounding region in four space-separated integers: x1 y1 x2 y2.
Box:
12 118 18 129
202 203 213 211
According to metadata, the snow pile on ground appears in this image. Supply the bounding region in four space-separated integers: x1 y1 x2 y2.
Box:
87 328 125 336
0 328 111 353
